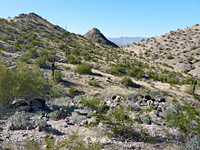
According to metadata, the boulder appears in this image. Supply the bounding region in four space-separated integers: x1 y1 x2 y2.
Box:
74 109 90 116
29 98 46 108
10 101 28 109
18 106 34 112
144 95 151 100
155 96 165 103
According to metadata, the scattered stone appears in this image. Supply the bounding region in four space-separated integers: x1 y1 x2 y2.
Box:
27 125 35 130
155 96 166 102
144 95 151 100
74 109 89 116
36 126 42 132
111 95 117 100
10 101 28 109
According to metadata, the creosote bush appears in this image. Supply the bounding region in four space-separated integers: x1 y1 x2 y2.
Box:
121 76 137 87
75 63 92 74
81 97 102 110
54 70 62 83
0 63 50 109
88 80 101 87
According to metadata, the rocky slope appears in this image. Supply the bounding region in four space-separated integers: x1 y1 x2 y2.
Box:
0 12 200 150
84 28 118 47
125 24 200 78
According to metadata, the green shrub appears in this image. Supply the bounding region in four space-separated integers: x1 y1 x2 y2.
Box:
54 70 62 83
75 63 92 74
0 63 50 108
64 66 71 71
88 80 101 87
50 84 65 98
66 55 81 64
121 76 137 87
34 56 48 68
164 103 200 139
8 111 31 130
141 115 151 125
81 97 102 110
167 55 174 59
108 63 126 76
105 106 138 139
47 110 61 120
69 88 76 95
128 67 143 79
53 97 71 106
185 137 200 150
33 116 47 129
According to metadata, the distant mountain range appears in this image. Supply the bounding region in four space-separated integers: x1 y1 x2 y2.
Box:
108 36 148 46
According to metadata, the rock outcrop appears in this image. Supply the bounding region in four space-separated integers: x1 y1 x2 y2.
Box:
84 28 118 47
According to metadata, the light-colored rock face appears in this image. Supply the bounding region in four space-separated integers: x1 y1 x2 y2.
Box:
84 28 119 47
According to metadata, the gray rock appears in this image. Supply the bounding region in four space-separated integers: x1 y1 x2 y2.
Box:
74 109 89 115
27 125 35 130
29 98 46 108
155 96 165 102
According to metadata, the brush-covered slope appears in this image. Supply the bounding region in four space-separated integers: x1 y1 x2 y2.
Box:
125 24 200 78
0 13 120 67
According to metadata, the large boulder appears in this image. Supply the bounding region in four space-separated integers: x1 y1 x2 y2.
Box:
29 98 46 108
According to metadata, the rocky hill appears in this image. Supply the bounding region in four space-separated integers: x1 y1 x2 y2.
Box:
125 24 200 78
84 28 118 47
0 13 200 150
108 36 147 46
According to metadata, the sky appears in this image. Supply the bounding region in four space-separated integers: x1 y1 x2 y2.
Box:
0 0 200 37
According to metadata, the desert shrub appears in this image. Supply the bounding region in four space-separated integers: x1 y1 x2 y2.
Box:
128 67 143 79
47 110 61 120
81 97 102 110
69 88 76 95
167 55 174 59
184 86 193 95
64 66 71 71
75 63 92 74
53 97 71 106
54 70 62 83
108 63 126 76
141 115 151 125
73 95 83 102
185 137 200 150
88 80 101 87
18 53 32 63
121 76 137 87
0 63 50 108
25 140 40 150
105 106 139 140
124 92 142 103
34 56 48 68
68 115 87 125
8 111 31 130
54 130 102 150
50 84 65 98
164 103 200 139
33 116 47 129
66 55 81 64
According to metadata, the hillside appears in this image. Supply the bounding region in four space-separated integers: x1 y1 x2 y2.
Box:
108 36 147 46
0 13 200 150
125 24 200 78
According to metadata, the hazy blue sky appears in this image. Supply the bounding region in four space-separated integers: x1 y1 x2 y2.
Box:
0 0 200 37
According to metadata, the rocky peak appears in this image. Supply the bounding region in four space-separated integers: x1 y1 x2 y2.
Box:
84 27 118 47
